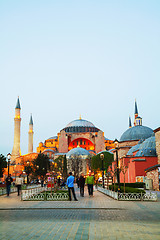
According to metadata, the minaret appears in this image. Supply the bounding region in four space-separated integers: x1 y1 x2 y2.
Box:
129 116 132 128
11 97 21 161
28 114 34 153
134 99 138 126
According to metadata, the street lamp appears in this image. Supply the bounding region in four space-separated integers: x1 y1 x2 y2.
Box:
114 139 120 191
100 153 105 188
7 153 11 176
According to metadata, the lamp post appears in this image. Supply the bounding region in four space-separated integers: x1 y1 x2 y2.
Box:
7 153 11 177
114 139 120 191
100 153 105 188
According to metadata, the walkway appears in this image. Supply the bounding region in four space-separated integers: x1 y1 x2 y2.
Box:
0 187 160 239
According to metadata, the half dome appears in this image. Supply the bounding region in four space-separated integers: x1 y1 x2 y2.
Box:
135 136 157 157
120 125 153 142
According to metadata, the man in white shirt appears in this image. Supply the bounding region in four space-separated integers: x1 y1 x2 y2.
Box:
15 174 23 196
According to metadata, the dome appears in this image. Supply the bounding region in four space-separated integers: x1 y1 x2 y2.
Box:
39 142 44 147
127 140 143 156
47 136 58 140
64 118 99 133
66 147 91 160
135 136 157 157
120 125 153 142
42 149 55 153
66 119 95 128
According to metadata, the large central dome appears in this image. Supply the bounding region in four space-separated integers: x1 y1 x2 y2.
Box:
63 118 99 133
66 119 95 128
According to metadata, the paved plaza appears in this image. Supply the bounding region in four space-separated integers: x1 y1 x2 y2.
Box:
0 188 160 240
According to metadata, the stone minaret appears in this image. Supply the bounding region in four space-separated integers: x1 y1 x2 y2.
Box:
11 97 21 161
28 114 34 153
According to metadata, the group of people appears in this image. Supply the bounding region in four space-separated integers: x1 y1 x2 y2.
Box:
5 171 94 200
66 171 94 201
5 174 23 196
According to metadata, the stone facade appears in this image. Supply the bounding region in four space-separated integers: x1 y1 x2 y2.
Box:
95 130 105 153
146 169 159 191
58 130 68 153
59 127 105 154
114 140 139 161
154 127 160 164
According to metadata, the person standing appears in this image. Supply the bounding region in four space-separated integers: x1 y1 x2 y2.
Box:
5 174 13 196
76 177 80 188
15 174 23 196
57 177 61 187
66 172 78 201
79 173 85 197
86 172 94 197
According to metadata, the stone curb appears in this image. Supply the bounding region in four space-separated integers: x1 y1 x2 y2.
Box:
0 207 125 210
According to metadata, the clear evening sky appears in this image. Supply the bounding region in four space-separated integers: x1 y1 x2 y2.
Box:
0 0 160 156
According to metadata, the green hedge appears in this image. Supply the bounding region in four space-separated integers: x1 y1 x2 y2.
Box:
114 182 144 188
109 185 145 193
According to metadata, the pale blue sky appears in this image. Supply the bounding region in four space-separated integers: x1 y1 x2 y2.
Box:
0 0 160 156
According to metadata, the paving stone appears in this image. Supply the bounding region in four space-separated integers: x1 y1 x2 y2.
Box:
0 188 160 239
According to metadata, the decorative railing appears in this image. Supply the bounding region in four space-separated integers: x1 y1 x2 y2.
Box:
0 184 42 196
98 187 118 200
21 187 46 200
21 187 69 201
0 187 17 196
97 186 157 201
46 192 69 201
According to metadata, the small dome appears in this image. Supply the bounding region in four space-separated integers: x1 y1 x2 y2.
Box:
47 136 58 140
120 125 153 142
42 149 55 153
66 119 95 128
39 142 43 147
135 136 157 157
66 147 91 160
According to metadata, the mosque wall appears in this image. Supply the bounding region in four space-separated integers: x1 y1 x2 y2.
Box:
70 132 95 145
95 130 105 153
146 169 159 191
59 130 68 153
154 127 160 164
118 140 139 158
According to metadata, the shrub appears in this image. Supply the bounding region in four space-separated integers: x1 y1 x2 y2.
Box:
114 182 144 188
109 185 145 193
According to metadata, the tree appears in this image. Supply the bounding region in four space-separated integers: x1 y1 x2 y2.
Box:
0 154 7 178
91 151 114 172
32 153 50 179
24 164 33 184
120 161 128 193
62 155 67 180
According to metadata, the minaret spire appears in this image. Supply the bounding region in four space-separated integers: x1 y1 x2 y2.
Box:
134 99 138 126
16 96 21 109
29 114 33 125
11 97 21 161
135 99 138 117
28 114 34 153
129 116 132 128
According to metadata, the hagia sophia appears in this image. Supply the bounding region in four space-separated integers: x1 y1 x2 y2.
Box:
2 97 160 190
